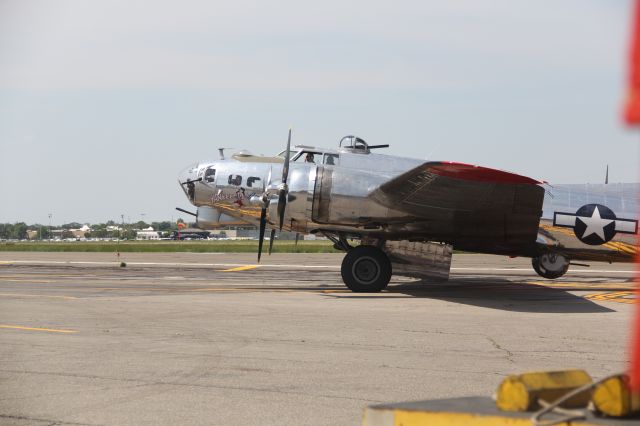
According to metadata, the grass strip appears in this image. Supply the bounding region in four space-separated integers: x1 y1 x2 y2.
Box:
0 241 339 253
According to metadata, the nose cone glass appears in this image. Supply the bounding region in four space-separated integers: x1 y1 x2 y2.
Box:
178 163 199 184
178 163 199 202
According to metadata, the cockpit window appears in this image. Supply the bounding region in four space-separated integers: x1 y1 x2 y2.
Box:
323 154 339 166
294 151 322 164
228 175 242 186
204 168 216 183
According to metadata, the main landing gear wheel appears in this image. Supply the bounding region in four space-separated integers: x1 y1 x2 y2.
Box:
341 245 392 292
532 253 570 279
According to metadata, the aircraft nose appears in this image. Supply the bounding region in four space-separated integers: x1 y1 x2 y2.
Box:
178 163 199 185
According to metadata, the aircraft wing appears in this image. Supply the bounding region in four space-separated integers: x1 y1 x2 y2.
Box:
370 162 545 246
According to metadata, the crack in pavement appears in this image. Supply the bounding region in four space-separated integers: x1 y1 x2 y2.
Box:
0 413 100 426
486 336 515 364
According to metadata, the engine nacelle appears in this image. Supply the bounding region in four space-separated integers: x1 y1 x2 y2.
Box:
195 206 221 228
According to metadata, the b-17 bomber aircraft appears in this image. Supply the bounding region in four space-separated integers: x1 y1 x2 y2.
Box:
178 132 638 292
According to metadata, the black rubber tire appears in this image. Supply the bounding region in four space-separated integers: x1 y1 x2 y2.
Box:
532 254 569 279
341 245 392 292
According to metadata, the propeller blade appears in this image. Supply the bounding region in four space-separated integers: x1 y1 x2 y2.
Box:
277 191 287 230
257 207 267 263
282 128 291 185
277 128 292 230
263 166 271 192
268 229 276 255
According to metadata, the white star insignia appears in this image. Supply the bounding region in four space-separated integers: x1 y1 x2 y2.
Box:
577 206 614 241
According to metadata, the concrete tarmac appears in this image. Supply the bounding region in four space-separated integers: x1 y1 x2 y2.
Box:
0 252 636 425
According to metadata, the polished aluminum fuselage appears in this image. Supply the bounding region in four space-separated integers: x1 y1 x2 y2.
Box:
179 147 638 262
179 149 422 234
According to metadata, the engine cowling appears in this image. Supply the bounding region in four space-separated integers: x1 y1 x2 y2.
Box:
195 206 248 229
195 206 222 228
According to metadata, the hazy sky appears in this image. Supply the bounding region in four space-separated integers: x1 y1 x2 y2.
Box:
1 0 638 225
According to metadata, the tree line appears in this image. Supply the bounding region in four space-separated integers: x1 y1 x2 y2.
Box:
0 220 185 240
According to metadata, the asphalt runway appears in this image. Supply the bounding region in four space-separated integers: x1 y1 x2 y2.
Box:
0 252 637 425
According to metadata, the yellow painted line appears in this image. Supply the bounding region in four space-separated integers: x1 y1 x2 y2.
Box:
188 287 349 294
585 291 631 299
607 241 637 254
190 288 282 292
584 291 637 304
0 293 77 300
220 265 260 272
0 279 52 283
190 287 303 293
98 287 175 292
0 261 13 265
0 324 77 334
526 281 634 290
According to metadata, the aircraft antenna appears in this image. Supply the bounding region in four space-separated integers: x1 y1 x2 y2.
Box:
218 147 235 160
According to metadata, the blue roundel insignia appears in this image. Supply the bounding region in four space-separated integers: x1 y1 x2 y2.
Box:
573 204 616 245
553 204 638 246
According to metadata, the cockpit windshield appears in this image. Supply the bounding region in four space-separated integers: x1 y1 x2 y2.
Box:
292 150 339 165
293 151 322 164
276 149 298 158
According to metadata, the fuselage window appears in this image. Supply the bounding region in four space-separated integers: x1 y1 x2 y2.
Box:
324 154 339 166
247 176 261 187
228 175 242 186
205 168 216 183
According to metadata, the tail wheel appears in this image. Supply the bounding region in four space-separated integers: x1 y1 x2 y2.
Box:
341 245 392 292
532 253 569 279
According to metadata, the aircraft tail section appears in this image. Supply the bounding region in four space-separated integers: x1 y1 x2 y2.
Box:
538 182 638 262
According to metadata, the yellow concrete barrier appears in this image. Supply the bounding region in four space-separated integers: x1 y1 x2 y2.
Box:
592 374 640 418
362 397 611 426
495 369 593 412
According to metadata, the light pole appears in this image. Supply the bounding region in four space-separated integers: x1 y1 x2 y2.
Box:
48 213 52 242
116 215 123 261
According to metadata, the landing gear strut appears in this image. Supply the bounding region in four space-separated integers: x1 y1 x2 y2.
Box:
532 253 570 279
341 245 392 292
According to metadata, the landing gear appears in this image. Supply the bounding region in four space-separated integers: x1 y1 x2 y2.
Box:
532 253 570 279
341 245 392 292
